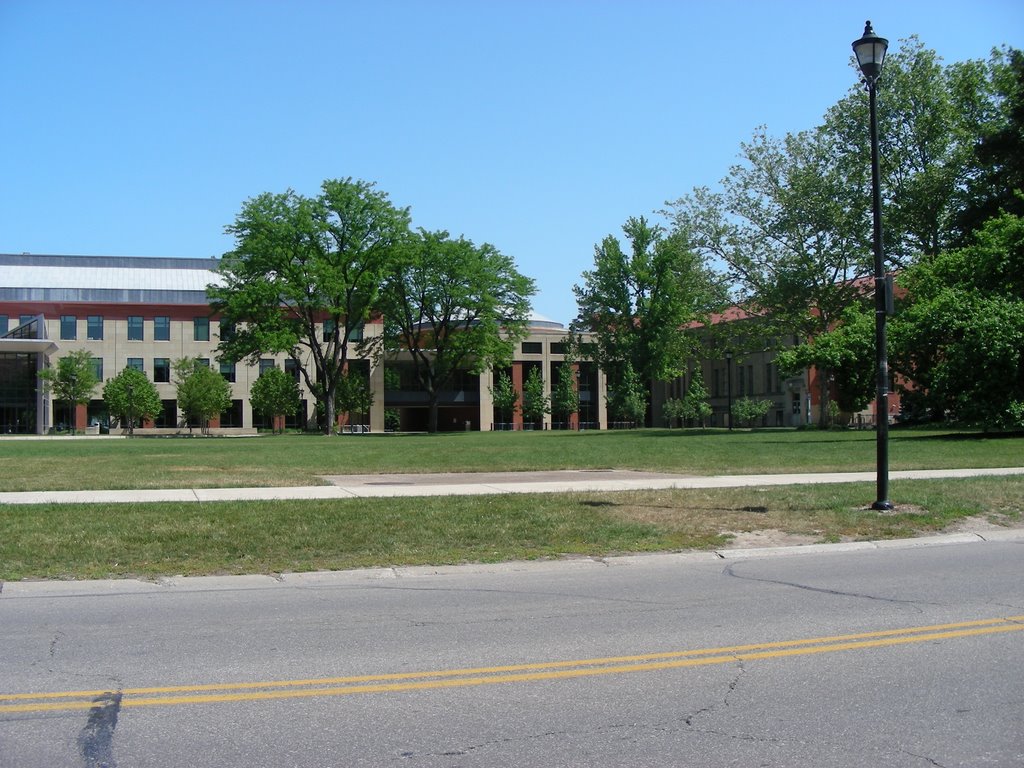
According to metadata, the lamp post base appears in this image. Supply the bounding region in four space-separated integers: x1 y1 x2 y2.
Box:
871 500 894 511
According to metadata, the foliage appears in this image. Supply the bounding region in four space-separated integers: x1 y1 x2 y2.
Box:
249 366 301 433
520 367 550 426
573 216 723 423
374 229 535 433
173 358 232 435
607 361 646 426
384 409 401 432
489 371 518 425
775 303 877 416
39 350 98 433
679 368 713 426
209 178 411 434
550 364 580 426
667 40 1012 426
891 211 1024 428
955 49 1024 242
732 397 773 428
335 369 374 425
102 367 161 435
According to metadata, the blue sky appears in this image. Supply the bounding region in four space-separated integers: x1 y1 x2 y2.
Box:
2 1 1021 324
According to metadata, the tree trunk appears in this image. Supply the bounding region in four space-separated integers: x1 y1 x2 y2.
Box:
324 383 337 435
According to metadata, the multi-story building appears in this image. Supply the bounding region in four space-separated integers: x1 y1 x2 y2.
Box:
0 253 607 434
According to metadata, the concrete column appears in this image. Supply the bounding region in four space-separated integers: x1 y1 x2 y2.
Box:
511 362 524 430
478 367 494 431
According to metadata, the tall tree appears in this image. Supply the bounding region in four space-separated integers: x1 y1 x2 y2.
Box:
209 178 411 434
824 38 1013 265
573 216 723 424
891 210 1024 428
520 366 550 428
102 368 161 436
955 48 1024 242
174 357 232 435
39 350 98 433
666 126 870 424
373 230 535 433
489 371 519 428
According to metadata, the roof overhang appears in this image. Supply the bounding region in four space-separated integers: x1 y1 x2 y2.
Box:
0 338 59 356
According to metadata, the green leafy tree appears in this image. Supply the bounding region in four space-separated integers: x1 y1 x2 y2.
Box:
550 365 580 429
607 361 646 427
679 367 713 427
955 49 1024 243
662 398 684 428
489 371 518 428
667 126 870 425
732 397 773 428
174 358 232 435
520 367 550 428
249 366 301 434
102 368 161 436
891 210 1024 428
775 304 877 417
209 178 411 434
573 216 723 424
39 350 98 433
335 368 373 429
374 229 535 433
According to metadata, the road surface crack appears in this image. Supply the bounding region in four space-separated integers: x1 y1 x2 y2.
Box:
723 563 930 607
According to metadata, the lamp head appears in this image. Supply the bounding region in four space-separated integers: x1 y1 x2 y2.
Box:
852 20 888 85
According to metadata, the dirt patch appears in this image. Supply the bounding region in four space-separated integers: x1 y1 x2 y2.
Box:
720 529 824 549
943 514 1024 534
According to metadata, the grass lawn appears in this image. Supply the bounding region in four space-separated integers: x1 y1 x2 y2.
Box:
2 428 1020 581
2 476 1020 581
0 427 1021 491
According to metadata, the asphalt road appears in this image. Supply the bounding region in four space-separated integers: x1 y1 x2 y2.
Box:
2 539 1023 767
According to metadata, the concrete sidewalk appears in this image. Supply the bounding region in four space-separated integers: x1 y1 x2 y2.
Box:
1 466 1022 505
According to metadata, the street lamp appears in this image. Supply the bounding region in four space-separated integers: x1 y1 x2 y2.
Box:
853 20 893 510
725 351 733 431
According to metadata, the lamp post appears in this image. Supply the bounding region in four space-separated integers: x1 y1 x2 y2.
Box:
725 351 733 431
853 20 893 510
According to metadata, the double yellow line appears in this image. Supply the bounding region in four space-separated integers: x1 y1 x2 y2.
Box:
4 616 1022 714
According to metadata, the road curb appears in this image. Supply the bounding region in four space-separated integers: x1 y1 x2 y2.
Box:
3 529 1022 598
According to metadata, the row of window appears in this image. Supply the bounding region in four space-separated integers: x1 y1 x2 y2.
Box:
82 357 302 385
709 363 785 398
52 315 214 342
1 314 364 344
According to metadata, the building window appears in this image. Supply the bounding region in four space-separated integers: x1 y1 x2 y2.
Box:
194 317 210 341
154 316 170 341
220 361 236 383
347 323 363 342
197 358 210 369
550 342 566 355
259 359 276 376
90 357 103 381
127 358 144 373
712 369 721 398
0 315 8 336
285 358 300 381
322 318 336 342
521 341 543 354
128 316 144 341
219 320 235 341
746 365 755 396
154 358 171 383
87 315 104 340
60 315 77 340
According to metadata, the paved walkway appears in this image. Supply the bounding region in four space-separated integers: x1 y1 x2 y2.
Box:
1 467 1022 504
